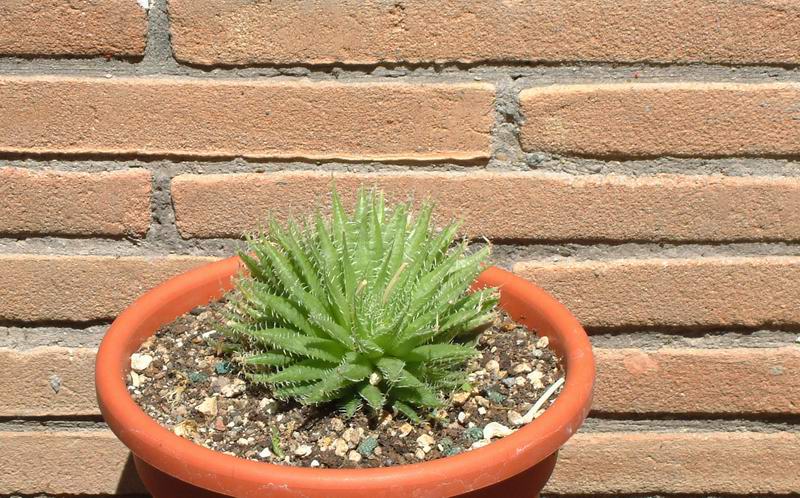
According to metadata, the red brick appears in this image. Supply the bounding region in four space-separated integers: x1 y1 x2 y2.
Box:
514 256 800 328
546 431 800 494
170 0 800 66
172 171 800 241
0 255 215 322
0 347 98 417
0 0 147 58
0 167 151 237
594 347 800 415
3 430 796 495
0 76 494 162
521 82 800 157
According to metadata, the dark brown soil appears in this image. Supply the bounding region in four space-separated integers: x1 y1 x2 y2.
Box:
127 301 564 468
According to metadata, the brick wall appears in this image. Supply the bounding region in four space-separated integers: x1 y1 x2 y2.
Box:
1 1 799 497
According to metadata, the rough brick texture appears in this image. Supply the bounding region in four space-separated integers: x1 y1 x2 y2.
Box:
0 255 215 322
0 167 151 237
3 431 797 495
593 347 800 414
0 76 494 161
520 82 800 157
0 347 97 417
0 0 147 58
173 171 800 241
0 431 145 495
547 432 800 495
170 0 800 66
514 256 800 328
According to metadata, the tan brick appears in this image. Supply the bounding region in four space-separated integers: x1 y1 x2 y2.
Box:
0 76 494 161
546 432 800 494
521 82 800 157
0 347 98 417
0 255 215 322
594 347 800 415
170 0 800 66
0 431 144 495
513 257 800 328
172 171 800 241
3 430 796 495
0 0 147 58
0 168 151 237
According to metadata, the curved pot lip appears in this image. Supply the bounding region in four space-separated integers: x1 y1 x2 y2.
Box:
96 256 595 498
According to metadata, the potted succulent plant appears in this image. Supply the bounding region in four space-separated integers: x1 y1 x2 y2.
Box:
96 188 594 498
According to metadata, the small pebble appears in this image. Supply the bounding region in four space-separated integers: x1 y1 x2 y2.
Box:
195 397 218 417
173 420 197 438
398 423 413 438
333 438 349 457
348 450 363 463
130 371 141 388
310 459 320 467
357 436 379 456
513 363 532 374
342 427 363 446
416 434 435 453
483 422 514 440
214 416 226 431
452 391 471 405
294 444 312 457
470 439 491 450
130 353 153 371
527 370 545 389
330 418 345 432
258 447 272 459
485 360 500 373
220 378 246 398
464 426 484 443
536 336 549 348
507 410 524 426
414 448 426 460
258 397 278 414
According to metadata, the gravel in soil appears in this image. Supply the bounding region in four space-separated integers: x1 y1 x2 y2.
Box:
128 302 564 468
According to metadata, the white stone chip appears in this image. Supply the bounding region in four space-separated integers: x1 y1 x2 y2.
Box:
130 353 153 371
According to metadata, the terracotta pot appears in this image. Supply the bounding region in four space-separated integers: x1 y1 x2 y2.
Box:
96 256 594 498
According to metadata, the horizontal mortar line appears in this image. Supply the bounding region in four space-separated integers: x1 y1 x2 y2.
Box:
0 319 111 330
580 416 800 433
584 323 800 336
529 151 800 163
1 240 800 259
0 416 796 434
3 326 796 352
0 418 108 431
3 55 800 75
4 156 800 179
0 150 492 167
585 413 800 429
588 331 800 350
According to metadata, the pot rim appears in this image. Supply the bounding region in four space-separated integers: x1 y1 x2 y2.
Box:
96 256 594 498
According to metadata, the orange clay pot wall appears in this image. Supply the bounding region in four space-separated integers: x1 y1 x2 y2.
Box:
95 256 594 498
